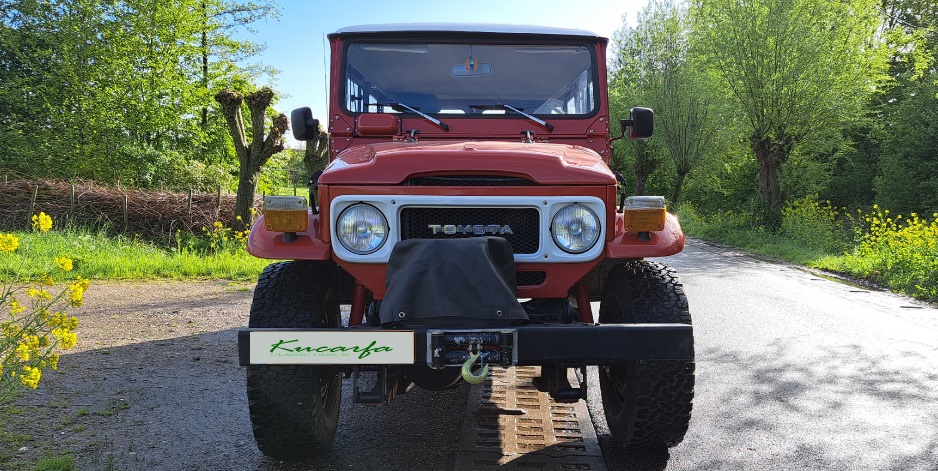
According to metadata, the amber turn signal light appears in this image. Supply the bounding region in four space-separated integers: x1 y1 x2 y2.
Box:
263 196 309 233
623 196 667 232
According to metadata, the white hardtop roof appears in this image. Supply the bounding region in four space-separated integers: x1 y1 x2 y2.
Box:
332 23 602 39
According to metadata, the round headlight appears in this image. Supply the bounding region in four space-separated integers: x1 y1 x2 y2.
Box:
551 204 600 254
336 204 388 255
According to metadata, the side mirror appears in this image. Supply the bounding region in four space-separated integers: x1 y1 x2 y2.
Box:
291 107 320 141
621 107 653 140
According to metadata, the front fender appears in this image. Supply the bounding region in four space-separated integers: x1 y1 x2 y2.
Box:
246 213 332 260
604 212 685 259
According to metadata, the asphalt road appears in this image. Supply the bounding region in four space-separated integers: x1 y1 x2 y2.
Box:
616 241 938 470
18 239 937 470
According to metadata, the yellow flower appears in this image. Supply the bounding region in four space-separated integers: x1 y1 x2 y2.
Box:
52 328 77 349
55 256 74 272
16 343 30 362
9 299 25 315
48 353 59 370
39 274 54 286
0 233 18 253
23 334 40 350
213 221 223 229
68 276 89 308
31 212 53 232
19 366 41 389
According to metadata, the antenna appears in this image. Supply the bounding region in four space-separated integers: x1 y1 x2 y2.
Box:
322 33 328 116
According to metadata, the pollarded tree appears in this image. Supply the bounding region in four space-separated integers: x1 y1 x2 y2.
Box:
612 0 721 204
215 87 288 230
693 0 887 229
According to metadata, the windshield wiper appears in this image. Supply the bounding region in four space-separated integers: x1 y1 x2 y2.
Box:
370 102 449 131
469 104 554 132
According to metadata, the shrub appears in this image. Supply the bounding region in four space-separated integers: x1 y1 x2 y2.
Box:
174 217 250 255
0 213 84 403
834 207 938 301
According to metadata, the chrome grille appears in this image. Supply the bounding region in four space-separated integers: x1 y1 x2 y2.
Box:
399 207 540 254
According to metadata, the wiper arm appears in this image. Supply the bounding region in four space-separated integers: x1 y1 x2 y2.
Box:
469 104 554 132
371 102 449 131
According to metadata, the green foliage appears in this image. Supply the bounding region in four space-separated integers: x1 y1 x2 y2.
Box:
691 0 888 228
875 80 938 214
815 207 938 301
0 0 280 187
0 219 83 406
33 455 75 471
0 230 269 282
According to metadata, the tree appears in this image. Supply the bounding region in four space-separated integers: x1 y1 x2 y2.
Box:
0 0 278 187
303 129 330 177
693 0 887 229
875 80 938 214
612 1 720 204
215 87 288 230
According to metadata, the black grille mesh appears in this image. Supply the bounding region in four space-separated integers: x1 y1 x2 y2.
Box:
406 175 536 186
516 271 547 286
399 207 540 254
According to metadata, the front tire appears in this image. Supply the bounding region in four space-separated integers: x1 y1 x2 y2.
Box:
598 261 695 449
246 261 342 460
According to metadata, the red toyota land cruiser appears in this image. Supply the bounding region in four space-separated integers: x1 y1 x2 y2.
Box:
238 23 694 460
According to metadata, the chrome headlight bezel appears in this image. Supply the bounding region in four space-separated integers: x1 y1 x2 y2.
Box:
335 203 389 255
550 203 601 254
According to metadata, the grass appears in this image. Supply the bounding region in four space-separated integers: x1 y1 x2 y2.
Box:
676 200 938 303
33 455 74 471
0 229 271 282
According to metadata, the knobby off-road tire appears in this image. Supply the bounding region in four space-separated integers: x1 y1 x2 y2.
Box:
598 260 695 450
247 261 342 460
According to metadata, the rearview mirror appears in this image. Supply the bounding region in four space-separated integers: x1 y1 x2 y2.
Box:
451 63 492 77
291 107 320 141
621 107 653 140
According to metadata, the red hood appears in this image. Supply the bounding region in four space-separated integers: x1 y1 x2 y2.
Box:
318 141 615 185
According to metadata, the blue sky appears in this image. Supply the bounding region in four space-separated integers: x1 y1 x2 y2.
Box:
243 0 645 131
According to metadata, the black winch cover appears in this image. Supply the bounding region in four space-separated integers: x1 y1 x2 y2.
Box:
379 237 528 325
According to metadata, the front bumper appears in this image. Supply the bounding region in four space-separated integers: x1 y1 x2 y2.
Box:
237 323 693 367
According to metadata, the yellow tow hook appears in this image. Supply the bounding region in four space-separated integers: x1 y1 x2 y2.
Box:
461 347 490 385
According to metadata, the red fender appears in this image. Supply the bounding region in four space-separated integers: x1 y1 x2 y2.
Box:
604 212 685 259
246 213 332 260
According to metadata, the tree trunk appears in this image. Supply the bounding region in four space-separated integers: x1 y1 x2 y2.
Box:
303 133 330 176
672 170 687 206
636 173 651 195
215 87 288 231
234 165 260 230
751 134 791 231
631 140 659 197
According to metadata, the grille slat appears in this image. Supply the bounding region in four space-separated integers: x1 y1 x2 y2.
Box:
516 271 547 287
399 207 540 254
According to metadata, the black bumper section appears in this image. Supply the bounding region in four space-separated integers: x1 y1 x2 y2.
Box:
237 323 693 367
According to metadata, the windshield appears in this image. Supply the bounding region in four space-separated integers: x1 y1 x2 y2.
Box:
344 42 597 116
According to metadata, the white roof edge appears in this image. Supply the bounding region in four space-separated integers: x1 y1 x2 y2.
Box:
332 23 601 39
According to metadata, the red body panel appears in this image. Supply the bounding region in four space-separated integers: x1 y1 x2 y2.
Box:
337 259 602 300
249 29 686 290
246 213 331 260
320 141 615 186
606 212 685 258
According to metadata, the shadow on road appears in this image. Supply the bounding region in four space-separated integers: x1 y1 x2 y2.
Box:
687 338 938 469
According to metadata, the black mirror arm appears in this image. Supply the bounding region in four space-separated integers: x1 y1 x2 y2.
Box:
609 118 634 143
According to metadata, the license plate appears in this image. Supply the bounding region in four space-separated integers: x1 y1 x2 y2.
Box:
249 331 415 365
